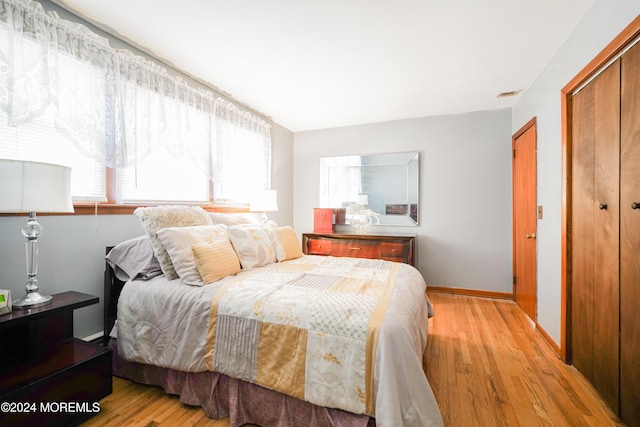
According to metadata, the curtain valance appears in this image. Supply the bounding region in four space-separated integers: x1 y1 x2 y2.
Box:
0 0 270 182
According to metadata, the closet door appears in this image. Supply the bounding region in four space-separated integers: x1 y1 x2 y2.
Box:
620 40 640 427
571 59 620 413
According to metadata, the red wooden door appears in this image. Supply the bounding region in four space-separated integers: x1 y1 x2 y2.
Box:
512 120 537 321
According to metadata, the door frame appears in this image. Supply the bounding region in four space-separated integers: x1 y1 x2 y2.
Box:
512 117 537 321
560 16 640 363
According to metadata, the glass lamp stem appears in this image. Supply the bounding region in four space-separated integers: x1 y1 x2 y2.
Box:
14 211 52 309
25 212 40 292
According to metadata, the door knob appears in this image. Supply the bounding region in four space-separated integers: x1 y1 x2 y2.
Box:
599 203 608 210
526 233 536 239
632 202 640 210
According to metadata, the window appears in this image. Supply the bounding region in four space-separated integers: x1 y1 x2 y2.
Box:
0 0 272 211
0 104 107 202
115 82 212 204
215 118 270 201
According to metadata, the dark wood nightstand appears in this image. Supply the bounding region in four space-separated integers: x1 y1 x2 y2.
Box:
0 291 112 426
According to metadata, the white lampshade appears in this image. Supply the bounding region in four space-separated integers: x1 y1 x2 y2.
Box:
250 189 278 213
356 194 369 206
0 159 74 213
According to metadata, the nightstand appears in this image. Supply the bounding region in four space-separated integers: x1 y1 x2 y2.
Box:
0 291 112 426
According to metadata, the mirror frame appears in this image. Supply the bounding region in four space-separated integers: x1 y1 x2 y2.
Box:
319 151 419 226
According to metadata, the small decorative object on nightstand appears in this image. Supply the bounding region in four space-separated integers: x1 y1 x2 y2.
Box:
0 289 12 315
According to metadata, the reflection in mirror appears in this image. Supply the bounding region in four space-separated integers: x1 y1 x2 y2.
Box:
319 152 419 226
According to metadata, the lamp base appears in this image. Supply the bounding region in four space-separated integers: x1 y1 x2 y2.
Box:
13 291 53 310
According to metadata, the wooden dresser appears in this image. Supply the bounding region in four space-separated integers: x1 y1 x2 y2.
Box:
302 232 416 267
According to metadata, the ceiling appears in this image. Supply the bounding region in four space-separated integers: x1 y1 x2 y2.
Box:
52 0 595 132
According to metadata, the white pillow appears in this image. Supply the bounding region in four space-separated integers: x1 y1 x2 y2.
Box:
228 224 276 270
156 224 229 285
134 205 212 280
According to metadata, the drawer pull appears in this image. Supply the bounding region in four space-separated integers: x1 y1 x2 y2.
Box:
350 247 361 250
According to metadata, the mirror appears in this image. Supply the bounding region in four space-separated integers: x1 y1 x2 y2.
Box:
319 151 419 226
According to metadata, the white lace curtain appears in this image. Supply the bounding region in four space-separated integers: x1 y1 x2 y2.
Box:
0 0 271 184
214 98 272 192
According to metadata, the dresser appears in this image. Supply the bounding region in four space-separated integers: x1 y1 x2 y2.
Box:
302 232 416 267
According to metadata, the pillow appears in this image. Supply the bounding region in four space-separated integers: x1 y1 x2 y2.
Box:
155 224 229 286
208 212 255 226
192 240 242 284
228 224 276 270
105 236 162 281
267 226 304 262
134 205 212 280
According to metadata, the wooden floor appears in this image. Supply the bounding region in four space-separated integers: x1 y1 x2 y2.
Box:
82 292 623 427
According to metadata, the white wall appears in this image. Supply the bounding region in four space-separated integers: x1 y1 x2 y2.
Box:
512 1 640 346
294 109 513 292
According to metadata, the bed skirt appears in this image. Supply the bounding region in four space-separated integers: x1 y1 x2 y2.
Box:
109 339 372 427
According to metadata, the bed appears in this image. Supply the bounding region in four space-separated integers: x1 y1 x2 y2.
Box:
104 206 443 427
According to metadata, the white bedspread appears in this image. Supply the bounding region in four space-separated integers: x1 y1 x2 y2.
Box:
116 255 443 427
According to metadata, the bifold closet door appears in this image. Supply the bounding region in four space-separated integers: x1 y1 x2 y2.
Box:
571 59 620 413
620 40 640 427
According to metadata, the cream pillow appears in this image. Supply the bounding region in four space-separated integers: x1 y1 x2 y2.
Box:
193 240 241 284
267 226 303 262
228 224 276 270
155 224 229 286
134 206 212 280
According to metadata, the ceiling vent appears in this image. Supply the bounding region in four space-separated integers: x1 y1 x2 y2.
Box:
497 90 521 98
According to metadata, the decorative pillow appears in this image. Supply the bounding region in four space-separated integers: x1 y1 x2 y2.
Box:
192 239 242 284
208 212 256 226
105 235 162 281
267 226 304 262
228 224 276 270
134 206 212 280
155 224 229 286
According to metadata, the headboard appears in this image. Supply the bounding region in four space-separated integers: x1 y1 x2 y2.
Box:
103 246 127 346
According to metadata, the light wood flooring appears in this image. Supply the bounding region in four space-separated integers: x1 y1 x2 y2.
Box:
82 292 623 427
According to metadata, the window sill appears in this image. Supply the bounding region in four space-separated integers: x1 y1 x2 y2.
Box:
1 203 250 216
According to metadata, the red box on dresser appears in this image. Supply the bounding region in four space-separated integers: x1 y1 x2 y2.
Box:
313 208 334 233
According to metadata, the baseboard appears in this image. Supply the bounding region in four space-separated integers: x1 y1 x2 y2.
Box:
535 323 561 358
426 285 513 300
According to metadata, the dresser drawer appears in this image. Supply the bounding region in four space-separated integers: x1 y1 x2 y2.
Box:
302 233 416 267
331 240 381 259
381 242 409 258
307 238 332 255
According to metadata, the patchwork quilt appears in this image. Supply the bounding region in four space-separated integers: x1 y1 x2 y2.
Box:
205 256 398 415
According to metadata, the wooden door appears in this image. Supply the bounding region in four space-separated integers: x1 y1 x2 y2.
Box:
512 120 537 321
571 60 620 413
620 40 640 427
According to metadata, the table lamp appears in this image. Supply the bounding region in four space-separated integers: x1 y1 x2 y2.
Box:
0 159 74 309
250 189 278 223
